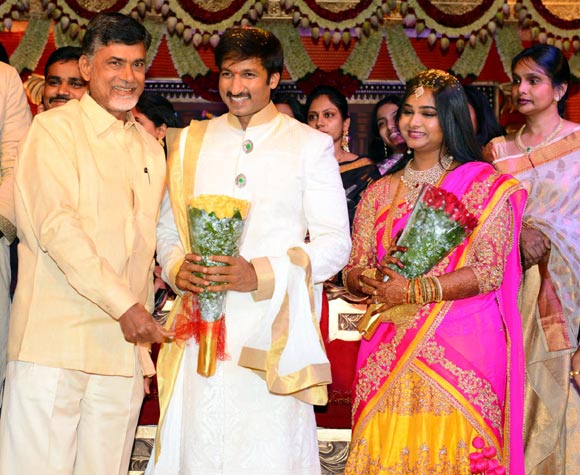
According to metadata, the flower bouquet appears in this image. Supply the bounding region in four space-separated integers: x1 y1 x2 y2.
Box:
358 183 478 339
174 194 250 377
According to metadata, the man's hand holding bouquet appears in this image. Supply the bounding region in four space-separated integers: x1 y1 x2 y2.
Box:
173 194 251 377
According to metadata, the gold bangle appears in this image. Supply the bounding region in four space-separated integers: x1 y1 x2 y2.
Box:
570 370 580 377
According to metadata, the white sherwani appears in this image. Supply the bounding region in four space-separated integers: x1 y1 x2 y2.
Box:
148 103 351 474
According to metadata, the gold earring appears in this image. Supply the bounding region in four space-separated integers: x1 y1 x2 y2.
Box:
158 137 164 146
341 130 350 152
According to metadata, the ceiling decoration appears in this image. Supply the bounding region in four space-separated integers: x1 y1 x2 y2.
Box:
1 0 579 101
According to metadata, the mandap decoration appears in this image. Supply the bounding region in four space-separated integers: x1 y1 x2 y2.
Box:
1 0 580 100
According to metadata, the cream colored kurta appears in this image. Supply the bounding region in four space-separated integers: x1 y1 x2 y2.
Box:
9 93 165 377
149 103 351 474
0 62 32 405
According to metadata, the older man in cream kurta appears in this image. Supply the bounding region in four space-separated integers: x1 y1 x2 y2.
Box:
0 61 31 407
0 13 169 475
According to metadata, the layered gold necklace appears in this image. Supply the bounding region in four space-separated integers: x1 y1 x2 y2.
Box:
401 154 454 204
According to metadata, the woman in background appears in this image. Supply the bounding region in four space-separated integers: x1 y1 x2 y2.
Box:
485 44 580 475
367 94 407 175
306 85 380 228
344 69 526 474
463 85 505 149
133 91 181 156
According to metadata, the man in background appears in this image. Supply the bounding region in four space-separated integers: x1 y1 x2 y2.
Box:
0 58 31 410
40 45 88 112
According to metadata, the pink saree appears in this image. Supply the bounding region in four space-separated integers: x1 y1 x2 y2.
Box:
345 162 526 474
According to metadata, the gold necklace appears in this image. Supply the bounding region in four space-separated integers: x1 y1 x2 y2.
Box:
515 117 563 161
401 154 453 204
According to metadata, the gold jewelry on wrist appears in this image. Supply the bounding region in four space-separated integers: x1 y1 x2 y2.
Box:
570 370 580 378
406 276 443 305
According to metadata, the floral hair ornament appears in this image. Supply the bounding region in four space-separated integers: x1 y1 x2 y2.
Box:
412 69 462 96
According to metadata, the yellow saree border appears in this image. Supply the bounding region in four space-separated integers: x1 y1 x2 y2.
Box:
352 175 521 445
238 247 331 405
154 120 209 462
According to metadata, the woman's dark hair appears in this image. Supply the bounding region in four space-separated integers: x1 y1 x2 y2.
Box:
390 69 483 174
273 93 305 123
511 44 570 116
135 92 180 128
463 85 505 148
304 84 349 121
215 27 283 81
367 94 403 163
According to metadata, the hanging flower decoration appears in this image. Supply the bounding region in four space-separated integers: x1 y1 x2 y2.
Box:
280 0 390 31
0 0 29 31
515 0 580 52
402 0 508 53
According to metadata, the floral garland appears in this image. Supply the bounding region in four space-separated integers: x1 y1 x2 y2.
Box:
167 0 248 25
57 0 130 18
9 16 51 73
165 0 258 34
262 21 316 81
166 28 208 78
569 54 580 81
521 0 580 41
144 18 164 71
287 0 385 29
342 28 383 82
410 0 504 30
0 0 19 22
384 23 425 83
494 25 522 80
53 20 82 48
450 36 492 79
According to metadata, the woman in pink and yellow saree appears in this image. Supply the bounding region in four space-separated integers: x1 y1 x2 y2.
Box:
343 70 526 475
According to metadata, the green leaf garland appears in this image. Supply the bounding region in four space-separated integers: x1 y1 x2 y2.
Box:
495 24 522 80
10 16 50 73
342 28 383 81
166 28 208 78
261 21 316 81
144 18 164 71
450 37 492 79
384 23 425 83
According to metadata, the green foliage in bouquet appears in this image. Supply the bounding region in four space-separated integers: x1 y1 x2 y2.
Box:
390 184 478 279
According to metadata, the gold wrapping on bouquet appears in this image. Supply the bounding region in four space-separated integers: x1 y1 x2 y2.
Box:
197 320 221 377
358 303 419 340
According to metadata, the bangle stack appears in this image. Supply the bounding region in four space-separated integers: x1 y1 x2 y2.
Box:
407 276 443 305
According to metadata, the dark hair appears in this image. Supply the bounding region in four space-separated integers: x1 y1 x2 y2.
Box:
0 42 9 64
82 12 151 57
44 46 82 78
390 69 483 174
215 27 283 81
273 93 305 123
463 85 505 148
511 44 570 116
135 92 180 128
367 94 403 162
304 84 349 121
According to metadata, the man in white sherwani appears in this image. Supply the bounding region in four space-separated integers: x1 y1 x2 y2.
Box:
148 27 351 474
